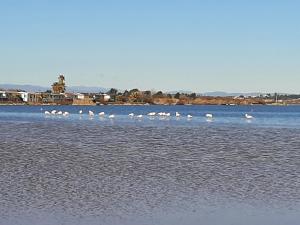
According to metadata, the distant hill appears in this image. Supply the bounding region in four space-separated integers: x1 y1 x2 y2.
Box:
67 86 109 93
0 84 109 93
202 91 263 97
168 90 264 97
0 84 48 92
167 90 193 95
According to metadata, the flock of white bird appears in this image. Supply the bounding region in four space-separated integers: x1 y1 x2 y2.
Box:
44 110 69 116
44 110 255 120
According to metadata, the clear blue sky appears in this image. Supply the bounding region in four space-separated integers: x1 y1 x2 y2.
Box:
0 0 299 93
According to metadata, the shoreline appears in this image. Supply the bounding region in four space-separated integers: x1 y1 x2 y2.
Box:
0 103 298 106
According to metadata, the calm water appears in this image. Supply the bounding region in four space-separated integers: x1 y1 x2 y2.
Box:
0 105 300 225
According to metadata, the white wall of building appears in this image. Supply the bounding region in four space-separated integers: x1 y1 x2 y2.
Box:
18 92 29 102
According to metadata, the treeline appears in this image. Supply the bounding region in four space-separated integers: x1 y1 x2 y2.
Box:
263 93 300 100
97 89 300 105
105 88 199 104
276 94 300 100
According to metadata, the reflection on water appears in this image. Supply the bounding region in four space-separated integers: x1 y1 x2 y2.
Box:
0 106 300 224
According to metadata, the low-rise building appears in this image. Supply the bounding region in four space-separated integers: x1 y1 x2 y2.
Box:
0 91 24 104
75 93 85 100
73 95 95 105
28 92 47 104
93 93 111 103
18 91 29 102
0 91 8 103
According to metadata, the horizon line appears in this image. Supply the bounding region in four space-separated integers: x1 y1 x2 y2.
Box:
0 82 299 95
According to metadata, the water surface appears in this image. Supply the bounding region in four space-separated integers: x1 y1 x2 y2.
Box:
0 105 299 224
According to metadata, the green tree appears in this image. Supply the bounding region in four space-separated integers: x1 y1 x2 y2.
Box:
189 93 197 99
123 90 129 97
143 90 152 97
129 88 139 95
174 92 180 99
153 91 164 98
107 88 118 101
107 88 118 95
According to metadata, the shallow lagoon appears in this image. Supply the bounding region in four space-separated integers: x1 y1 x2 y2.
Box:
0 105 299 225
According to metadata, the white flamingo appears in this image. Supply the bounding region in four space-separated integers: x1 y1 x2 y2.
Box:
245 114 254 119
206 113 213 118
147 112 156 116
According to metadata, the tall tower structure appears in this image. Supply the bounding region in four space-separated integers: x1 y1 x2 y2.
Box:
52 74 66 94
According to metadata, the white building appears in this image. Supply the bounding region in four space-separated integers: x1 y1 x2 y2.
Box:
76 93 85 100
0 91 6 98
18 92 29 102
103 94 111 101
93 93 111 102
